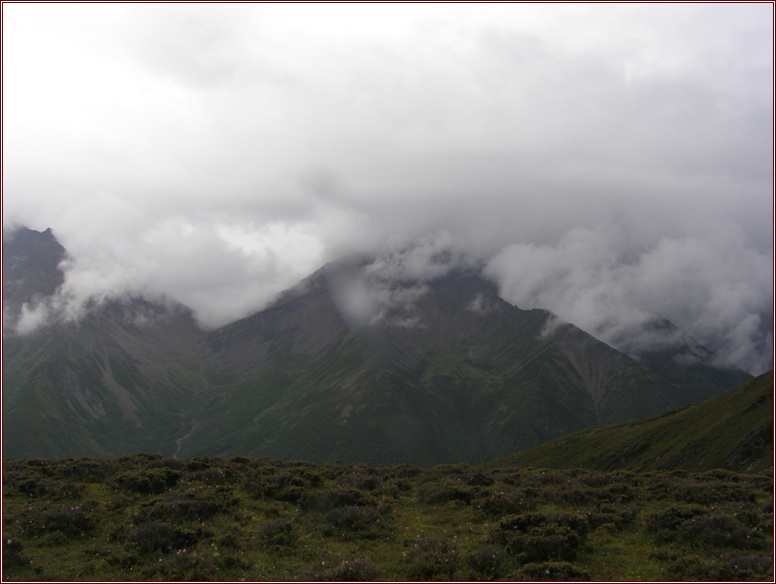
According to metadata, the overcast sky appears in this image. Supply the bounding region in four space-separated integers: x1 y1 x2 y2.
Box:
3 3 773 373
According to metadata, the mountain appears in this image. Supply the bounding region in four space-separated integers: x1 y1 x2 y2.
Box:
483 371 773 473
3 226 67 328
2 228 206 458
2 295 206 458
1 227 752 464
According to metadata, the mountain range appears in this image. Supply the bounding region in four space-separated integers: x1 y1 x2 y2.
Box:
2 227 753 465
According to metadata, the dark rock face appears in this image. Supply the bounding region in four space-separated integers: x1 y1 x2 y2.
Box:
3 227 67 317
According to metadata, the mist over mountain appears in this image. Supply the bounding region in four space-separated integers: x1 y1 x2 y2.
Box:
2 227 753 464
4 4 772 379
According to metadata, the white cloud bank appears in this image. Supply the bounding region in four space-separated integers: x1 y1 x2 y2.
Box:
2 3 772 373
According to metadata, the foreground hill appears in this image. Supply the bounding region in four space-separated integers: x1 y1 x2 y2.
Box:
484 371 773 473
2 455 772 581
2 227 752 464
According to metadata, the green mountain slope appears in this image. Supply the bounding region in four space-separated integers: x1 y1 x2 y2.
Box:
484 371 773 473
2 298 206 459
182 266 749 465
1 228 753 464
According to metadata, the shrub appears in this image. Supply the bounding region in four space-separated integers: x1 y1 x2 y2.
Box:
578 471 611 488
2 539 28 572
24 503 96 537
71 458 122 482
507 524 584 563
245 469 321 503
126 521 195 554
664 552 774 581
643 504 707 539
336 466 388 490
511 561 591 581
466 545 508 580
476 489 538 517
391 464 423 478
490 513 588 563
142 549 221 581
113 468 182 494
330 558 381 581
301 488 374 513
603 482 636 502
132 491 226 523
456 468 494 487
669 479 756 505
404 537 460 580
678 513 766 550
416 480 475 505
586 503 639 531
186 467 231 485
259 520 297 552
322 505 384 538
15 478 83 499
492 512 589 542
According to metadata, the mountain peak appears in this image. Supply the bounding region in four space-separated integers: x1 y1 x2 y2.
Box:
2 226 68 322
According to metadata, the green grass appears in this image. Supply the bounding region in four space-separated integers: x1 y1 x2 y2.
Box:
485 371 773 474
3 455 772 581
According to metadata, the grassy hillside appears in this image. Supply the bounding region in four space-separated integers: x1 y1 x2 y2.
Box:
3 455 772 581
484 371 773 473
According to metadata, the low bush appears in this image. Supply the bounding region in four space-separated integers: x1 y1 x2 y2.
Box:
15 478 83 499
329 558 381 581
185 467 231 485
507 523 584 563
323 505 384 538
466 545 508 580
259 519 297 552
336 466 389 490
476 489 538 517
2 539 28 573
404 537 460 580
390 464 423 478
665 552 774 581
678 513 766 550
246 469 323 503
113 468 182 494
23 502 97 537
672 481 756 505
416 480 476 505
492 512 589 542
125 521 196 554
301 488 375 513
490 512 589 563
643 504 707 538
511 560 592 581
132 491 227 523
586 503 639 531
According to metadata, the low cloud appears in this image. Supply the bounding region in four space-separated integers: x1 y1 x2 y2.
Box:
331 234 467 328
486 225 773 374
2 4 772 373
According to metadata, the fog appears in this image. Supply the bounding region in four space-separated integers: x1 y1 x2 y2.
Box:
3 3 772 373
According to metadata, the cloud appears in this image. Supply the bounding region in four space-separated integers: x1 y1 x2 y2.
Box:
2 4 772 372
330 233 466 328
486 224 773 374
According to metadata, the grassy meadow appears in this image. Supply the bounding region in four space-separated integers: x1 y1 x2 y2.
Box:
2 454 772 581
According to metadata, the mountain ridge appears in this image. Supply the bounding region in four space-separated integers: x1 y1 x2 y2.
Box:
1 227 753 464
